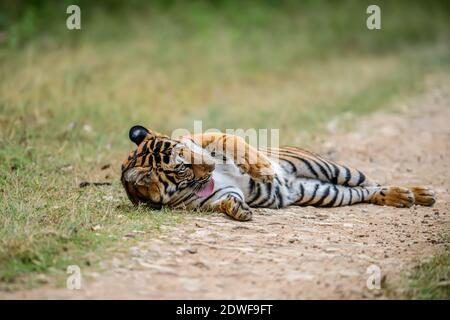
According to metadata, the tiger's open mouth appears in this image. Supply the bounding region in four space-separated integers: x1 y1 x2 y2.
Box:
194 178 215 198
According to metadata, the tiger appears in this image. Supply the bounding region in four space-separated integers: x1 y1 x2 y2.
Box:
121 125 436 221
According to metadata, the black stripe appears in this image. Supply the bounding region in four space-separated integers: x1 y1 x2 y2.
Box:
312 185 330 206
297 183 305 203
361 188 368 201
354 188 361 200
357 171 366 186
311 159 330 180
282 159 297 174
265 194 277 208
153 140 163 154
277 152 319 179
149 138 156 150
359 188 365 200
330 163 340 184
276 185 283 208
226 191 244 202
199 186 235 207
343 167 351 186
141 140 149 154
305 183 320 204
184 192 204 207
280 150 330 181
297 158 320 179
313 158 332 181
141 153 151 166
265 180 282 208
337 190 345 207
163 153 171 164
153 151 161 163
247 182 261 204
325 185 339 207
171 191 194 207
248 179 255 194
163 141 171 151
254 182 273 206
164 173 178 185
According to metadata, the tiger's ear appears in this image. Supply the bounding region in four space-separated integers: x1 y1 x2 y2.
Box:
129 125 150 145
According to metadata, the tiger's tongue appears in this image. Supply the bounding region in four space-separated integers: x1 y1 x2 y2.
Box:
195 179 215 198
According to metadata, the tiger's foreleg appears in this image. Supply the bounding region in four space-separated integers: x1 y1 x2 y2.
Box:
203 194 253 221
183 133 274 183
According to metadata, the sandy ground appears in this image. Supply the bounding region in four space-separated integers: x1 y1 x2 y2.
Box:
2 88 450 299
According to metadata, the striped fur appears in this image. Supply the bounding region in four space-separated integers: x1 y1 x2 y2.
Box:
121 128 436 221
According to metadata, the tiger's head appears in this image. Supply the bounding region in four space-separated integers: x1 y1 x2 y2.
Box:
121 125 216 209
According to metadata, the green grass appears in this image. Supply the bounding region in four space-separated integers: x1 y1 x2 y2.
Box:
0 0 449 289
388 234 450 299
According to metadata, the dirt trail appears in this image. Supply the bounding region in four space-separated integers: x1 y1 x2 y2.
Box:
3 88 450 299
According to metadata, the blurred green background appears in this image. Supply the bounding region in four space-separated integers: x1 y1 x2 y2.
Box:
0 0 449 288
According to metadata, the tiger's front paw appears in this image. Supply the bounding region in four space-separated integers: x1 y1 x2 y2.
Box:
220 196 253 221
239 161 274 183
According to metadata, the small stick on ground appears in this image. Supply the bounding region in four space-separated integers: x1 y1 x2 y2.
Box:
79 182 112 188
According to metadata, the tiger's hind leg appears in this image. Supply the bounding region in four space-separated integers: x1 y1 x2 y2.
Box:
361 185 436 207
276 147 380 188
294 178 416 208
275 148 436 208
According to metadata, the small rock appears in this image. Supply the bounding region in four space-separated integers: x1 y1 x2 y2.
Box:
111 258 122 268
66 121 76 131
82 124 93 133
316 213 329 220
437 280 450 287
91 225 102 231
192 261 209 269
88 272 101 278
35 274 50 284
60 164 74 173
373 291 383 297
